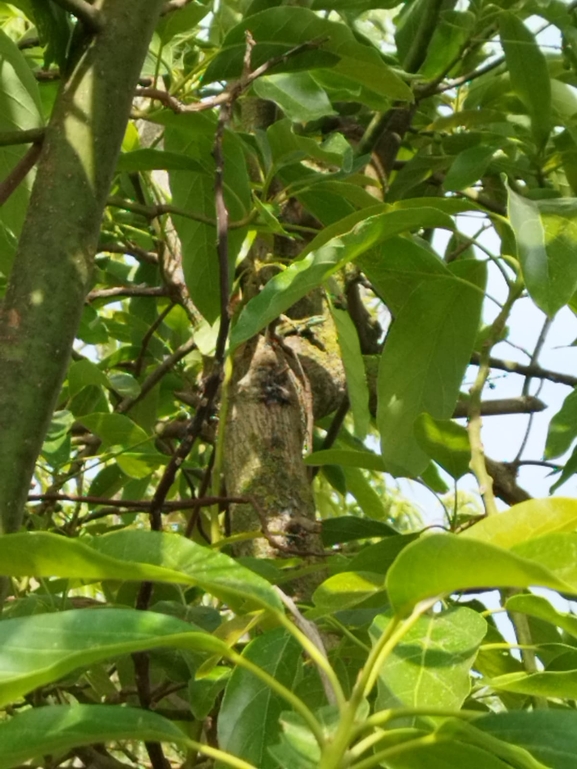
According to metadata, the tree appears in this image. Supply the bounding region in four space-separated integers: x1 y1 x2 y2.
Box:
2 0 577 766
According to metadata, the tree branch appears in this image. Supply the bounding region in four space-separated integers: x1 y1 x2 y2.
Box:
471 353 577 387
0 128 45 147
0 0 166 534
0 142 42 207
50 0 103 31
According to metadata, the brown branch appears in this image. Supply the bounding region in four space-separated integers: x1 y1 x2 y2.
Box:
107 194 254 230
27 492 248 510
50 0 103 31
0 142 42 207
116 336 197 414
0 128 45 147
87 285 169 302
453 396 546 418
471 353 577 387
134 303 175 378
98 241 159 265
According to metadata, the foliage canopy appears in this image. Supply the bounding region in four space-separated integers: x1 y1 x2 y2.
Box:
2 0 577 767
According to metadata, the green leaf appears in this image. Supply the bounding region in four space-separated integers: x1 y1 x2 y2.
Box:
420 10 475 80
310 571 386 618
386 533 573 617
218 629 301 769
512 531 577 588
321 516 397 546
477 710 577 769
304 449 385 471
444 145 497 192
230 206 454 350
204 7 413 101
505 593 577 640
164 112 251 322
348 534 419 575
117 148 208 173
156 0 210 43
0 608 226 708
253 72 336 122
0 530 282 612
462 498 577 549
380 736 513 768
488 669 577 700
0 704 189 769
507 189 577 317
79 412 149 448
68 359 109 396
414 415 471 480
500 12 551 147
329 302 371 439
370 607 486 710
267 120 353 170
377 269 485 476
30 0 72 70
0 29 44 273
545 388 577 458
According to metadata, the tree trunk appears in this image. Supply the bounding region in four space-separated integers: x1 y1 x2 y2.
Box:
0 0 165 533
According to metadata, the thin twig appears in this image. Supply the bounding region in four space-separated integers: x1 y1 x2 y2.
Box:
0 142 42 207
116 336 197 414
28 492 247 511
471 353 577 387
134 303 175 378
87 285 168 302
107 194 255 230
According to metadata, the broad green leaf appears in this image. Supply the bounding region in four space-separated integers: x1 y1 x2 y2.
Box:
508 189 577 317
477 710 577 769
268 711 320 769
310 571 386 618
545 388 577 458
505 593 577 640
164 112 251 322
321 516 397 546
30 0 71 69
358 235 449 315
488 669 577 700
348 534 419 575
218 629 301 769
414 415 471 480
0 530 282 611
378 269 485 477
0 704 189 769
79 412 149 448
108 372 141 398
370 607 486 710
386 533 573 617
462 498 577 549
437 719 548 769
344 466 390 520
189 666 230 721
253 72 335 122
268 120 353 170
0 29 43 273
329 302 371 438
156 0 210 43
230 207 454 350
381 736 512 768
420 10 475 80
512 531 577 588
444 145 496 192
68 359 108 396
0 608 226 708
304 449 385 471
204 7 413 101
500 12 551 147
117 148 207 174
